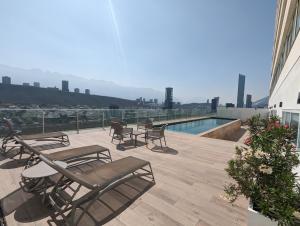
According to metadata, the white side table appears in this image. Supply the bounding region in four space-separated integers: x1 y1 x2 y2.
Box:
22 160 68 202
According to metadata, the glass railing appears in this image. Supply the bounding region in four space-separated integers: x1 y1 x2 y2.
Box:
0 108 213 136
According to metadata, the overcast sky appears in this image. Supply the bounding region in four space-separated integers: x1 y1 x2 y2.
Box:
0 0 276 103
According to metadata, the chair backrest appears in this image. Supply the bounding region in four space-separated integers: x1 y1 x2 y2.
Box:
3 118 15 133
14 136 42 156
113 122 124 135
138 119 153 129
110 117 121 123
160 124 168 136
39 155 96 189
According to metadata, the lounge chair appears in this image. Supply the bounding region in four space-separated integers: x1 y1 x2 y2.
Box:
145 124 168 148
15 138 112 192
44 154 155 225
1 118 70 157
17 141 155 226
109 117 127 136
111 122 133 144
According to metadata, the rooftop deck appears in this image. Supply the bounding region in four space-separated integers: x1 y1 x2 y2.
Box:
0 127 248 226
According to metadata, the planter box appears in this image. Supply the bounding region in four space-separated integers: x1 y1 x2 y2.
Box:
248 206 278 226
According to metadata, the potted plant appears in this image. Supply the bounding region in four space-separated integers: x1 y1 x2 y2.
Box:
224 115 300 226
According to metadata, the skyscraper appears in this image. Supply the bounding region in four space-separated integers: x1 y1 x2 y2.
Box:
237 74 245 108
246 94 252 108
211 97 219 112
2 76 11 85
62 80 69 92
164 87 173 109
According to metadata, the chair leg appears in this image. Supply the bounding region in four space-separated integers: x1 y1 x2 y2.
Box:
159 139 163 149
109 127 112 136
164 136 167 146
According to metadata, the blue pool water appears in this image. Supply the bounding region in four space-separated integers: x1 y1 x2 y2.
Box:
166 118 233 135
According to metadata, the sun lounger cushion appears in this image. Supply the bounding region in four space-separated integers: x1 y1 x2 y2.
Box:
45 145 109 161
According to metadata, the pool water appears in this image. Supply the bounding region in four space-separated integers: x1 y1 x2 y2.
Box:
166 118 234 135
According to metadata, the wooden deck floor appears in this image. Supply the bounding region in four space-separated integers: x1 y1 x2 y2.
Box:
0 128 248 226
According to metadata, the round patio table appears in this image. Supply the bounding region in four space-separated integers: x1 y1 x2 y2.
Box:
22 160 68 202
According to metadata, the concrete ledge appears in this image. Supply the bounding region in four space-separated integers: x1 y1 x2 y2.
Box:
199 119 241 140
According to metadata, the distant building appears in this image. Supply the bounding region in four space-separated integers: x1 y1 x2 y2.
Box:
246 94 252 108
211 97 219 112
2 76 11 85
74 88 80 93
226 103 235 108
47 87 59 91
207 99 210 103
85 89 90 95
33 82 40 88
62 80 69 92
22 83 30 86
154 99 158 104
165 87 173 109
237 74 246 108
149 99 153 103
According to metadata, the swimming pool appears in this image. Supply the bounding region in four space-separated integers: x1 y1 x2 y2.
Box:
166 118 234 135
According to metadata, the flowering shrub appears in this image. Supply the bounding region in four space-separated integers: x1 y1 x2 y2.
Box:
225 115 300 226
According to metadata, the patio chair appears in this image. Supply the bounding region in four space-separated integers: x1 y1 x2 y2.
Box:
109 117 127 136
40 154 155 225
1 118 70 157
111 122 133 144
137 119 153 131
145 124 168 148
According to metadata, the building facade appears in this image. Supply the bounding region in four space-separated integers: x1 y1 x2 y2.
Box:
85 89 90 95
62 80 69 92
164 87 173 109
74 88 80 93
33 82 40 88
246 94 252 108
269 0 300 148
2 76 11 85
237 74 246 108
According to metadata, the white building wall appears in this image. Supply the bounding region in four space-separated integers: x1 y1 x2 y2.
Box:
217 107 269 122
269 0 300 149
268 33 300 117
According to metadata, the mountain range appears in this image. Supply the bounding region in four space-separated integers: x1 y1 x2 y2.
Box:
0 64 164 102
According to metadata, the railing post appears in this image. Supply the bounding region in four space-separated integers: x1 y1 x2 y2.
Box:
76 111 79 134
121 110 124 121
42 111 45 134
102 112 105 130
136 111 139 124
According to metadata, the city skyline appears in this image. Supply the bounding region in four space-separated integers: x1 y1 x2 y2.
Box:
0 0 276 104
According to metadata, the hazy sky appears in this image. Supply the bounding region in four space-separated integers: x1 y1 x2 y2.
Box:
0 0 276 103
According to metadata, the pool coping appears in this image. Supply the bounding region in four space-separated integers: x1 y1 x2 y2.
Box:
198 119 241 139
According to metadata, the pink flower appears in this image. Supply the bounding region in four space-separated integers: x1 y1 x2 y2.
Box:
244 137 252 146
284 124 289 129
275 121 281 128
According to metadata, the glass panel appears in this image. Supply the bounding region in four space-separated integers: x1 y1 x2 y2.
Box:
291 113 299 143
283 111 291 126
